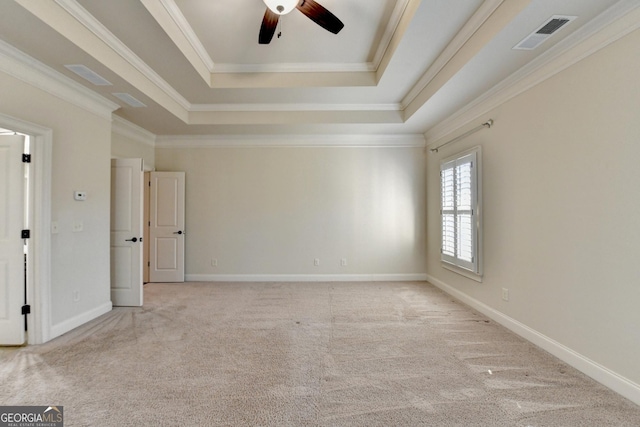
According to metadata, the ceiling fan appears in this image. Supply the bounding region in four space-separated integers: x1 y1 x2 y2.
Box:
259 0 344 44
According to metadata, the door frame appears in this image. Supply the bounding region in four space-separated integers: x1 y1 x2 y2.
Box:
0 113 52 345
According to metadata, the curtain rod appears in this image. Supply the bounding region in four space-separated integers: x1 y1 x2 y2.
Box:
430 119 493 153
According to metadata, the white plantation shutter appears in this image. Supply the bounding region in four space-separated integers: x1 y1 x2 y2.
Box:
440 149 480 274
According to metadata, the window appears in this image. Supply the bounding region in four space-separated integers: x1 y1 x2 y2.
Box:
440 147 482 277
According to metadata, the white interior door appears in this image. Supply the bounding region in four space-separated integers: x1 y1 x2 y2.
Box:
143 172 150 283
149 172 185 283
0 135 26 345
110 158 143 306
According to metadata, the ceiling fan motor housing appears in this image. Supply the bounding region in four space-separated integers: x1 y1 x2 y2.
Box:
263 0 299 15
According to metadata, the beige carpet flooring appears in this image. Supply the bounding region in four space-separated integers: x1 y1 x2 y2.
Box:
1 281 640 426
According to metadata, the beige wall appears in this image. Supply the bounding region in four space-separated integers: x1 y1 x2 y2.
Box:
426 29 640 386
156 145 427 278
0 71 112 330
111 129 155 170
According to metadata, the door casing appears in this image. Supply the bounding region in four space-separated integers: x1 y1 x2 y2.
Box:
0 113 53 345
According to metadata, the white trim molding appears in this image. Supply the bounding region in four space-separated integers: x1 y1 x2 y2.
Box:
156 0 215 72
426 274 640 407
112 115 156 147
0 39 119 120
156 133 426 148
53 0 191 111
49 302 112 340
142 0 411 76
425 0 640 146
211 62 376 74
186 274 428 282
0 113 53 345
402 0 506 110
189 103 402 113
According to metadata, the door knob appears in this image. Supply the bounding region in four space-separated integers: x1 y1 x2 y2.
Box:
125 237 138 242
173 230 183 235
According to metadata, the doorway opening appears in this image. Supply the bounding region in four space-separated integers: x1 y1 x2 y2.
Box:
0 128 30 341
0 113 53 345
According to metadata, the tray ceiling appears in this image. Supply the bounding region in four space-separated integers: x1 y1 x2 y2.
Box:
0 0 630 137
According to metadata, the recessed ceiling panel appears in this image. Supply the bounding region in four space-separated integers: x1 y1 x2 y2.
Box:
3 0 634 137
175 0 397 66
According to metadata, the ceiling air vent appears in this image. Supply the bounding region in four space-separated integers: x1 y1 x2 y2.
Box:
112 93 147 108
64 64 112 86
513 15 576 50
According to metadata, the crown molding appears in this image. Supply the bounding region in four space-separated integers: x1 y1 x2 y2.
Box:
0 39 119 120
207 71 377 89
112 115 156 147
139 0 211 83
211 62 376 74
403 0 530 120
53 0 191 111
372 0 413 69
375 0 422 82
145 0 415 85
156 133 426 148
425 0 640 146
157 0 410 75
401 0 505 109
189 103 402 113
158 0 214 71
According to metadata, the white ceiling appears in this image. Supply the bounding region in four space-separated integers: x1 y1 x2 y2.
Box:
0 0 631 137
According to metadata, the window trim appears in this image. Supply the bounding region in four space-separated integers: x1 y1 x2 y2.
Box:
439 146 483 281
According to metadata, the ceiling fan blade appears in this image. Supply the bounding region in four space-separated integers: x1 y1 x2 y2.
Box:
297 0 344 34
259 8 279 44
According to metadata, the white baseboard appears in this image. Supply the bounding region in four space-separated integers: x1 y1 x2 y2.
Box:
426 274 640 406
49 301 112 341
185 273 428 282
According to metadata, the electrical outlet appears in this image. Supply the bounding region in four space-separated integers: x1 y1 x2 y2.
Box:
211 258 218 267
51 221 59 234
72 221 83 232
502 288 509 302
341 258 347 266
73 290 80 302
314 258 320 266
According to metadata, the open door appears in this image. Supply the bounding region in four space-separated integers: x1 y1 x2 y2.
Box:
143 172 150 283
149 172 185 283
0 135 26 345
110 158 143 306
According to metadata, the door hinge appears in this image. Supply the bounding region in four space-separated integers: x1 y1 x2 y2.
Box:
148 261 150 267
22 154 31 163
21 229 30 239
22 305 31 315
